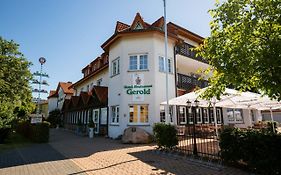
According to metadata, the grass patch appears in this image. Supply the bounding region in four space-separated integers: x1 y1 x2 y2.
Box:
0 130 31 153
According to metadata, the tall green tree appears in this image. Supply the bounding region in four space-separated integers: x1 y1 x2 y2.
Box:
0 36 34 128
196 0 281 100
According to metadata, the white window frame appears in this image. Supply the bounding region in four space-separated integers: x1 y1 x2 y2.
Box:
129 104 149 125
159 56 172 73
216 108 222 124
196 108 202 124
227 108 244 124
111 106 119 125
129 54 148 71
178 106 187 124
111 57 120 76
187 107 194 124
160 105 173 123
203 108 209 123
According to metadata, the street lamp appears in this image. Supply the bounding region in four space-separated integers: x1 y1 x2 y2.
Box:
186 100 191 108
194 99 199 107
186 99 198 156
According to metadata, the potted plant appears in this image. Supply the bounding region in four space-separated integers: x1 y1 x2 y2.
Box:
88 118 95 138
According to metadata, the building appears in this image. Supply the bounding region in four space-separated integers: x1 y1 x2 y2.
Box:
62 13 211 138
48 82 74 114
62 13 268 138
39 100 48 118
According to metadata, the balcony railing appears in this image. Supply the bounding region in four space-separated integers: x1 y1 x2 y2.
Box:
177 73 208 91
175 42 208 64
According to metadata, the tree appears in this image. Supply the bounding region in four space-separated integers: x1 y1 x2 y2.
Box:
47 109 61 128
0 36 34 129
196 0 281 100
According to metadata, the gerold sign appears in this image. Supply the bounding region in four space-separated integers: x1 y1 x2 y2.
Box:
124 85 152 95
125 73 152 101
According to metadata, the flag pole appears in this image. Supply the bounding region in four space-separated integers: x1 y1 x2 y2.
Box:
163 0 169 124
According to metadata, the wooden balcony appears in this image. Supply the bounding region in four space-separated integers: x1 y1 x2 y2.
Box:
175 42 208 64
177 73 208 91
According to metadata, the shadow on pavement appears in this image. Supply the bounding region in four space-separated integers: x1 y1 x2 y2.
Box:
0 143 66 168
0 129 153 169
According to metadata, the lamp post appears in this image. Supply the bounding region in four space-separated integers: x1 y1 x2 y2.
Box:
186 99 198 156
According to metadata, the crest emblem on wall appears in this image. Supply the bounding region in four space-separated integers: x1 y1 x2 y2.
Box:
135 76 141 85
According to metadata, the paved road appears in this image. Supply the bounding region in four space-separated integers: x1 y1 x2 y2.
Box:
0 129 249 175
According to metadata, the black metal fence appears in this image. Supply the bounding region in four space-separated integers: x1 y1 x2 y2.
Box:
176 124 221 161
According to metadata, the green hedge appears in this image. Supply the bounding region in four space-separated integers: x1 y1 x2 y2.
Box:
220 127 281 174
16 120 50 143
153 123 178 150
30 122 50 143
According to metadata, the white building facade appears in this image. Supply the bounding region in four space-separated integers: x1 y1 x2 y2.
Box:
62 13 265 138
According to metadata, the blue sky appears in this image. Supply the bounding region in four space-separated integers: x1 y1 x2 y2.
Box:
0 0 215 99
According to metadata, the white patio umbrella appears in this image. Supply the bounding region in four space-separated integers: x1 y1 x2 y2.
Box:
161 87 281 135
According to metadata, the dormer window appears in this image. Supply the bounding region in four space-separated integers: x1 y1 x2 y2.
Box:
134 22 143 30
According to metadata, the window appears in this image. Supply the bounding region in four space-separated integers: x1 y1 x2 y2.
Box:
227 108 244 123
129 55 148 71
159 56 165 72
203 108 209 123
160 106 165 122
178 106 186 124
160 106 173 123
216 108 222 124
168 59 172 73
159 56 172 73
210 108 215 123
86 85 90 92
234 109 243 122
97 78 102 86
196 108 202 123
112 58 120 76
251 110 255 122
129 105 149 124
139 55 148 70
134 22 143 30
111 106 119 124
187 108 193 124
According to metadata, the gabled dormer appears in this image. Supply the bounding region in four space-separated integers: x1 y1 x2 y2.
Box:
131 13 147 30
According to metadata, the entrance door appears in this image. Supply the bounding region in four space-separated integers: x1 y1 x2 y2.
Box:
92 109 99 134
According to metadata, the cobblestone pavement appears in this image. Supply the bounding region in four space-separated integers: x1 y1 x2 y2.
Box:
49 129 250 175
0 140 86 175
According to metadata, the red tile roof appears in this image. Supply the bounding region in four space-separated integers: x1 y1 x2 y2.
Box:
115 21 130 33
91 86 108 104
62 86 108 112
47 90 57 98
69 53 108 88
58 82 74 94
101 12 204 51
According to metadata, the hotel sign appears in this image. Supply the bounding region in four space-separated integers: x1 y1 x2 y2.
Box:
124 85 152 95
124 73 152 101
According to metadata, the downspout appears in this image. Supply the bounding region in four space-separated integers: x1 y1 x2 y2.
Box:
174 46 178 97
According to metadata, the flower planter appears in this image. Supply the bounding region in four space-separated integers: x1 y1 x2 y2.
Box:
89 128 94 138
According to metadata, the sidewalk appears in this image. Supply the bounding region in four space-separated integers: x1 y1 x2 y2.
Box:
0 139 86 175
49 129 249 175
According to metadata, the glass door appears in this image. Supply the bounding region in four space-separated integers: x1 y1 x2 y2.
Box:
92 109 99 134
